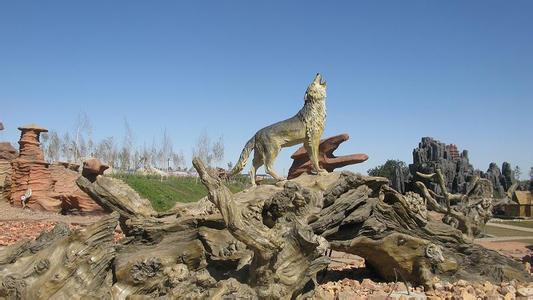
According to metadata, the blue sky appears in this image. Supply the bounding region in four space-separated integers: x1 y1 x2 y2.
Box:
1 1 532 178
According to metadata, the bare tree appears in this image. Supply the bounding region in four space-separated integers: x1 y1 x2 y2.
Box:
118 118 134 171
61 132 73 162
172 150 185 171
46 131 61 162
159 129 173 171
73 112 92 163
192 131 224 168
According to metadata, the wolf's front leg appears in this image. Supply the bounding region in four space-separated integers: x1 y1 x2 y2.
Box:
306 133 328 176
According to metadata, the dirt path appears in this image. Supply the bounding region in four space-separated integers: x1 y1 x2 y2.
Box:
0 200 102 246
0 200 100 224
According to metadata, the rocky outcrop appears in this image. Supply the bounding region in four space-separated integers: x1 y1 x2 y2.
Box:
6 125 106 214
484 163 506 198
0 160 11 202
409 137 475 195
287 133 368 179
10 124 61 211
501 162 514 191
50 162 106 214
0 143 17 160
82 158 109 183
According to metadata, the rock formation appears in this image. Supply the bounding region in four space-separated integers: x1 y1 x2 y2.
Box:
409 137 475 195
7 124 105 214
0 143 17 161
49 162 107 214
82 158 109 183
287 133 368 179
0 124 16 203
9 124 60 211
501 162 514 191
484 163 506 198
0 160 11 202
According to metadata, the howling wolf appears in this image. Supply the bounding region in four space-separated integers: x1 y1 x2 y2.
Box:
231 73 328 185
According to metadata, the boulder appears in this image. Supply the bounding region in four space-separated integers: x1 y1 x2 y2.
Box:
82 158 109 182
0 142 17 160
50 162 106 214
287 133 368 179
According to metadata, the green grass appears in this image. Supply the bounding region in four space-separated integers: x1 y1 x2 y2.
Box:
112 174 248 212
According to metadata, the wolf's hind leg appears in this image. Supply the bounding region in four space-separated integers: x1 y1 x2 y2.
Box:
249 154 263 186
264 147 285 181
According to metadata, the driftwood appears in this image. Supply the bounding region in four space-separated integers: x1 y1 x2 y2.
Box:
0 165 530 299
309 172 529 289
414 169 493 238
0 213 118 299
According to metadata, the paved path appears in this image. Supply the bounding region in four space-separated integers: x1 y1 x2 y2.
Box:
477 236 533 242
486 222 533 233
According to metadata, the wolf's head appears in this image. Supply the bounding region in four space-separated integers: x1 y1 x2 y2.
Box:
304 73 327 103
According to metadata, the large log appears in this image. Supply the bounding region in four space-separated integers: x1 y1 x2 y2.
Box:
0 213 118 299
1 169 529 299
310 172 530 288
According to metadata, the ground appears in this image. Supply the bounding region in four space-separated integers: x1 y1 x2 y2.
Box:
0 178 531 299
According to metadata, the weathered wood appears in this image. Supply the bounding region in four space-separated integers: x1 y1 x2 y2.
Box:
310 172 530 289
194 157 330 299
0 223 70 266
0 212 119 299
1 169 529 299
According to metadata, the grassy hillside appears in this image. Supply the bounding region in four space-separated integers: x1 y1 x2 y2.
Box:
113 174 248 212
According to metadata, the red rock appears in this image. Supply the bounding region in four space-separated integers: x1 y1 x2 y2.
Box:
287 133 368 179
0 142 17 160
0 160 12 202
50 162 106 214
82 158 109 182
10 124 61 212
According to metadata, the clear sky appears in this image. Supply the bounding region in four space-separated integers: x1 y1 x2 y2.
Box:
1 1 532 178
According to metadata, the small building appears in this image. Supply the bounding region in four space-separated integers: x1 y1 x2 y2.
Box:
503 191 533 218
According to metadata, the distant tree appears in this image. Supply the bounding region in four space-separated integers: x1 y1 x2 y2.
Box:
159 129 173 170
513 166 522 181
45 131 61 162
529 167 533 191
227 161 234 171
172 150 185 171
61 132 73 162
95 137 116 168
192 132 224 168
211 136 224 166
119 118 134 171
73 112 92 163
367 159 409 181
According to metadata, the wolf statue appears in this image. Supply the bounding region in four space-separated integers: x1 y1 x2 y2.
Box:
231 73 328 185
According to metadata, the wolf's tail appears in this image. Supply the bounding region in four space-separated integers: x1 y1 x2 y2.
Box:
230 136 255 176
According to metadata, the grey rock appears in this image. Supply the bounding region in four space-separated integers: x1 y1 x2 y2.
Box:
409 137 474 195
